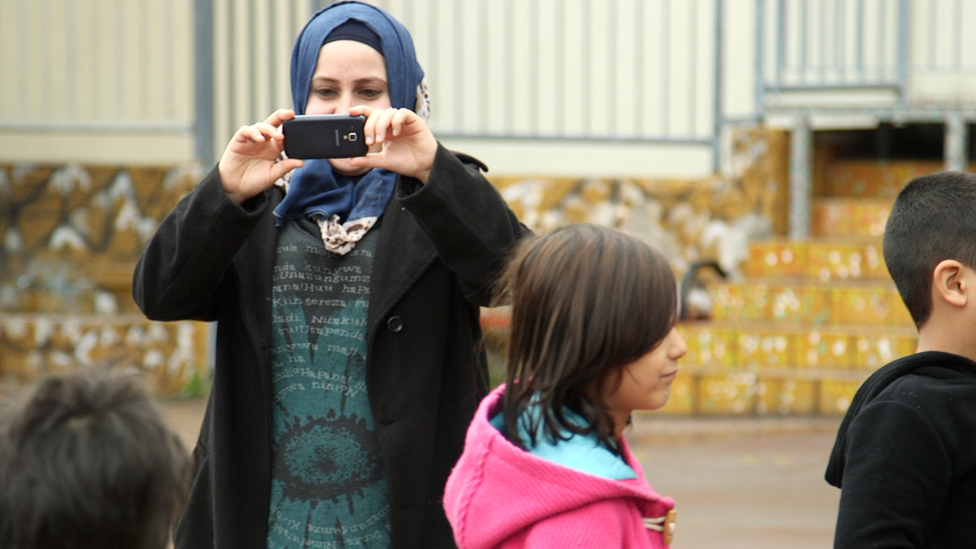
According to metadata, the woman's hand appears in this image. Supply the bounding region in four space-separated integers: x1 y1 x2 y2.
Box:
218 109 305 205
347 106 438 184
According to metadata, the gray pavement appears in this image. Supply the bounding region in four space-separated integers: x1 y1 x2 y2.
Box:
630 414 841 549
161 398 842 549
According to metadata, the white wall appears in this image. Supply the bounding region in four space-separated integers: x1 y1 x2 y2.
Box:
0 0 195 165
3 0 975 176
437 137 715 179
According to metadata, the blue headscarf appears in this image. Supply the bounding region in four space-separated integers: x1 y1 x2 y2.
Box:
273 1 425 248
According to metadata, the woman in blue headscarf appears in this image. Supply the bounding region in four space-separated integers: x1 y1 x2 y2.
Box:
133 2 528 548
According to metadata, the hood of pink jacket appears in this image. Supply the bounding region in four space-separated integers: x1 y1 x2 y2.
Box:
444 385 675 549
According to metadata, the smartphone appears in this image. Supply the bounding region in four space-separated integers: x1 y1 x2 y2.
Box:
282 114 368 159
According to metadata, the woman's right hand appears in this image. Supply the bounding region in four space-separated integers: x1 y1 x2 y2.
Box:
218 109 305 205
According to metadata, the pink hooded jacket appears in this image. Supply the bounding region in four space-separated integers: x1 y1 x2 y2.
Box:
444 385 675 549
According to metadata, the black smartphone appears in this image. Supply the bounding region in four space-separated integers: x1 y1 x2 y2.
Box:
282 114 368 159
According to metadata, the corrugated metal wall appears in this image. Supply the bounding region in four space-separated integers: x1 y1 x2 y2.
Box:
3 0 976 166
0 0 194 131
206 0 721 163
1 0 721 165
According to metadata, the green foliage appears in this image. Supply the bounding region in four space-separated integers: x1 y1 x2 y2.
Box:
178 370 212 399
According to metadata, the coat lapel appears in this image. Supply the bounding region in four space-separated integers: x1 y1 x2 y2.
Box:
232 185 436 351
367 193 437 339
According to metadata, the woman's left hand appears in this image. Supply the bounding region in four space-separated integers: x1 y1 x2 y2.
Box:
347 106 438 183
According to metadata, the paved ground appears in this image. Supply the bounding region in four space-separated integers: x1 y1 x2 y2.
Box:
629 415 841 549
161 398 842 549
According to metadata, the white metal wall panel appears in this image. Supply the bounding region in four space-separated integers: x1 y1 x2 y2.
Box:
379 0 719 143
0 0 193 130
5 0 976 166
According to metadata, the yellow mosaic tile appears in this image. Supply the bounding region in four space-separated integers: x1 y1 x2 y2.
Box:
824 160 943 198
766 283 831 325
0 316 210 396
853 332 917 372
830 286 905 327
709 284 769 323
812 198 892 238
677 324 736 369
742 241 807 278
659 374 697 415
805 242 888 282
819 379 865 415
795 330 854 370
755 378 818 415
698 373 757 415
736 329 794 370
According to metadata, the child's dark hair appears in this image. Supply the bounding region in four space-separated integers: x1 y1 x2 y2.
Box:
0 367 192 549
883 171 976 328
495 223 677 454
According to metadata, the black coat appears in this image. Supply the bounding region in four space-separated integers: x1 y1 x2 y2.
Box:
133 145 529 549
826 351 976 549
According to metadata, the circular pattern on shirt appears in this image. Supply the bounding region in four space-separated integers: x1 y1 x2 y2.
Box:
274 413 384 505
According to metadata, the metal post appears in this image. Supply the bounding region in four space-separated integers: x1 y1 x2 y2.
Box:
776 0 785 93
790 115 812 239
712 0 724 173
756 0 765 115
945 112 967 172
194 0 215 167
194 0 218 373
896 0 909 104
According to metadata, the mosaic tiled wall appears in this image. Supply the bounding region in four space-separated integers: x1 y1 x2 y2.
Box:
488 128 790 276
0 163 209 395
0 314 209 396
484 137 942 417
815 157 973 198
1 127 791 399
480 128 795 411
667 323 917 416
1 164 203 314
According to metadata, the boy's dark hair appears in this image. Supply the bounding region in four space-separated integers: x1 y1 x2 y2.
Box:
495 223 677 453
883 171 976 328
0 368 192 549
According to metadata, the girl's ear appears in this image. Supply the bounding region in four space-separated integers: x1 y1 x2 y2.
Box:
932 259 968 308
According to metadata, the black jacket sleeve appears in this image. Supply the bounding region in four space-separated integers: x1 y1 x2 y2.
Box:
132 167 269 322
396 143 530 306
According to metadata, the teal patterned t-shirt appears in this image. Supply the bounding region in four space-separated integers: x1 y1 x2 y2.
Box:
267 219 390 549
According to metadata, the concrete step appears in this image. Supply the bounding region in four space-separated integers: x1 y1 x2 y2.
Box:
741 237 887 281
708 278 913 327
822 159 944 198
480 312 911 417
662 320 916 416
811 197 893 238
677 321 916 372
660 366 864 416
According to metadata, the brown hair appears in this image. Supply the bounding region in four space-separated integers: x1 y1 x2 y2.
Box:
884 170 976 328
495 223 677 453
0 367 192 549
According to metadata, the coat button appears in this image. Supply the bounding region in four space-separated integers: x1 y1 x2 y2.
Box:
386 316 403 333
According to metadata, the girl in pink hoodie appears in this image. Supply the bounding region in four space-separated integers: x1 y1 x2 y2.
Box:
444 223 686 549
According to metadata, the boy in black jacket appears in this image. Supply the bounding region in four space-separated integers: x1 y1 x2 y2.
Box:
826 171 976 548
